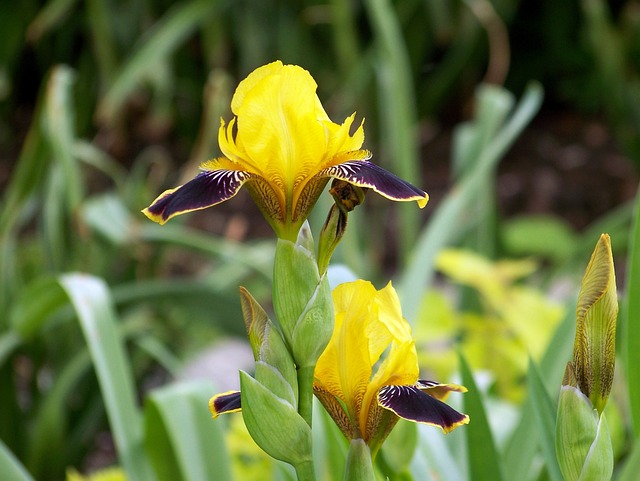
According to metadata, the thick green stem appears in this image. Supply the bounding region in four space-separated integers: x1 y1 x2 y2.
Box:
295 460 317 481
298 365 315 427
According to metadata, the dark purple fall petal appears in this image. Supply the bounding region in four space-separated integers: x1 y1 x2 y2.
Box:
210 390 242 417
146 169 251 223
377 385 469 432
321 160 427 203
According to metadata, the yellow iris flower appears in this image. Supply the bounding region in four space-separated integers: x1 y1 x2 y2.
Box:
313 280 469 455
211 280 469 456
143 61 428 240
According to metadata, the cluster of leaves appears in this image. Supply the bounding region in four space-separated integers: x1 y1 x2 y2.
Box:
1 1 640 480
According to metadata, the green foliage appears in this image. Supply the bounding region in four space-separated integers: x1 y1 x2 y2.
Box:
1 1 639 480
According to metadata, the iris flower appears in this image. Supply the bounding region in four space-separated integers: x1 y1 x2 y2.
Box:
313 280 469 455
210 280 469 456
143 61 428 240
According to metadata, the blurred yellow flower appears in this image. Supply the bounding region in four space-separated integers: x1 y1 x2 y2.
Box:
66 467 126 481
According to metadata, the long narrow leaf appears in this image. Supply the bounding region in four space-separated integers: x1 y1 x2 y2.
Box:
503 303 575 479
144 381 232 481
398 82 544 320
527 358 563 481
97 0 220 124
625 182 640 437
59 273 156 481
0 439 35 481
364 0 421 257
459 353 504 481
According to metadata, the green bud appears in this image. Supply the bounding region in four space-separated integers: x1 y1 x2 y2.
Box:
556 380 613 481
344 438 376 481
239 371 313 466
317 204 347 276
239 287 298 398
574 233 618 414
273 225 334 368
317 180 366 275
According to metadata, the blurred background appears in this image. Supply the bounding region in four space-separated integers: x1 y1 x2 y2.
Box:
1 0 639 480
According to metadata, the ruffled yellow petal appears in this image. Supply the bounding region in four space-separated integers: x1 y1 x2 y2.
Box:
315 281 376 430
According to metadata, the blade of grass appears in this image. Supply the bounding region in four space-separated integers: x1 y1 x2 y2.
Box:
503 305 575 480
459 353 504 481
97 0 220 125
364 0 420 258
144 381 232 481
44 65 82 210
618 434 640 481
0 438 35 481
26 0 80 42
527 358 563 481
59 273 156 481
625 182 640 437
398 82 543 321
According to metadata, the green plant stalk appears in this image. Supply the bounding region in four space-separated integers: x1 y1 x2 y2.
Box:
298 365 315 427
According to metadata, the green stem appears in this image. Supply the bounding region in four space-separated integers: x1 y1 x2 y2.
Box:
298 365 315 427
294 460 317 481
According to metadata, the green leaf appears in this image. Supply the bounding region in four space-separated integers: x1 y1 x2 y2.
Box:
97 0 220 124
398 82 544 321
9 276 67 339
0 438 34 481
503 309 575 480
527 358 563 481
625 184 640 437
59 273 156 481
459 353 504 481
144 381 232 481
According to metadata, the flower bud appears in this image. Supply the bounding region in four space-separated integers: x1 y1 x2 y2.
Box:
240 286 298 403
573 233 617 414
273 223 333 368
239 371 313 466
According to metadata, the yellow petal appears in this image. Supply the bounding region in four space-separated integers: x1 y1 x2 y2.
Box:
315 281 378 428
361 339 418 436
232 65 330 202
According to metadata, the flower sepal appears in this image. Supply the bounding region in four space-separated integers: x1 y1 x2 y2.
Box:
239 371 313 466
556 369 613 481
273 224 333 368
344 438 376 481
240 286 298 394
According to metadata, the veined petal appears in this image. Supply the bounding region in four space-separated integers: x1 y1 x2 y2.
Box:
417 379 468 401
233 65 329 199
209 390 242 418
315 280 383 433
377 385 469 433
321 160 428 208
362 340 418 435
142 162 252 224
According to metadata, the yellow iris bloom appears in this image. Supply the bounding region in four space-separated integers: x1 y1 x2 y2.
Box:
313 280 469 455
143 61 428 240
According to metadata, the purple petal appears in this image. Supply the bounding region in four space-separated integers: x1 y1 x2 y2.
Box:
321 160 428 207
143 169 252 224
377 385 469 433
209 391 242 418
